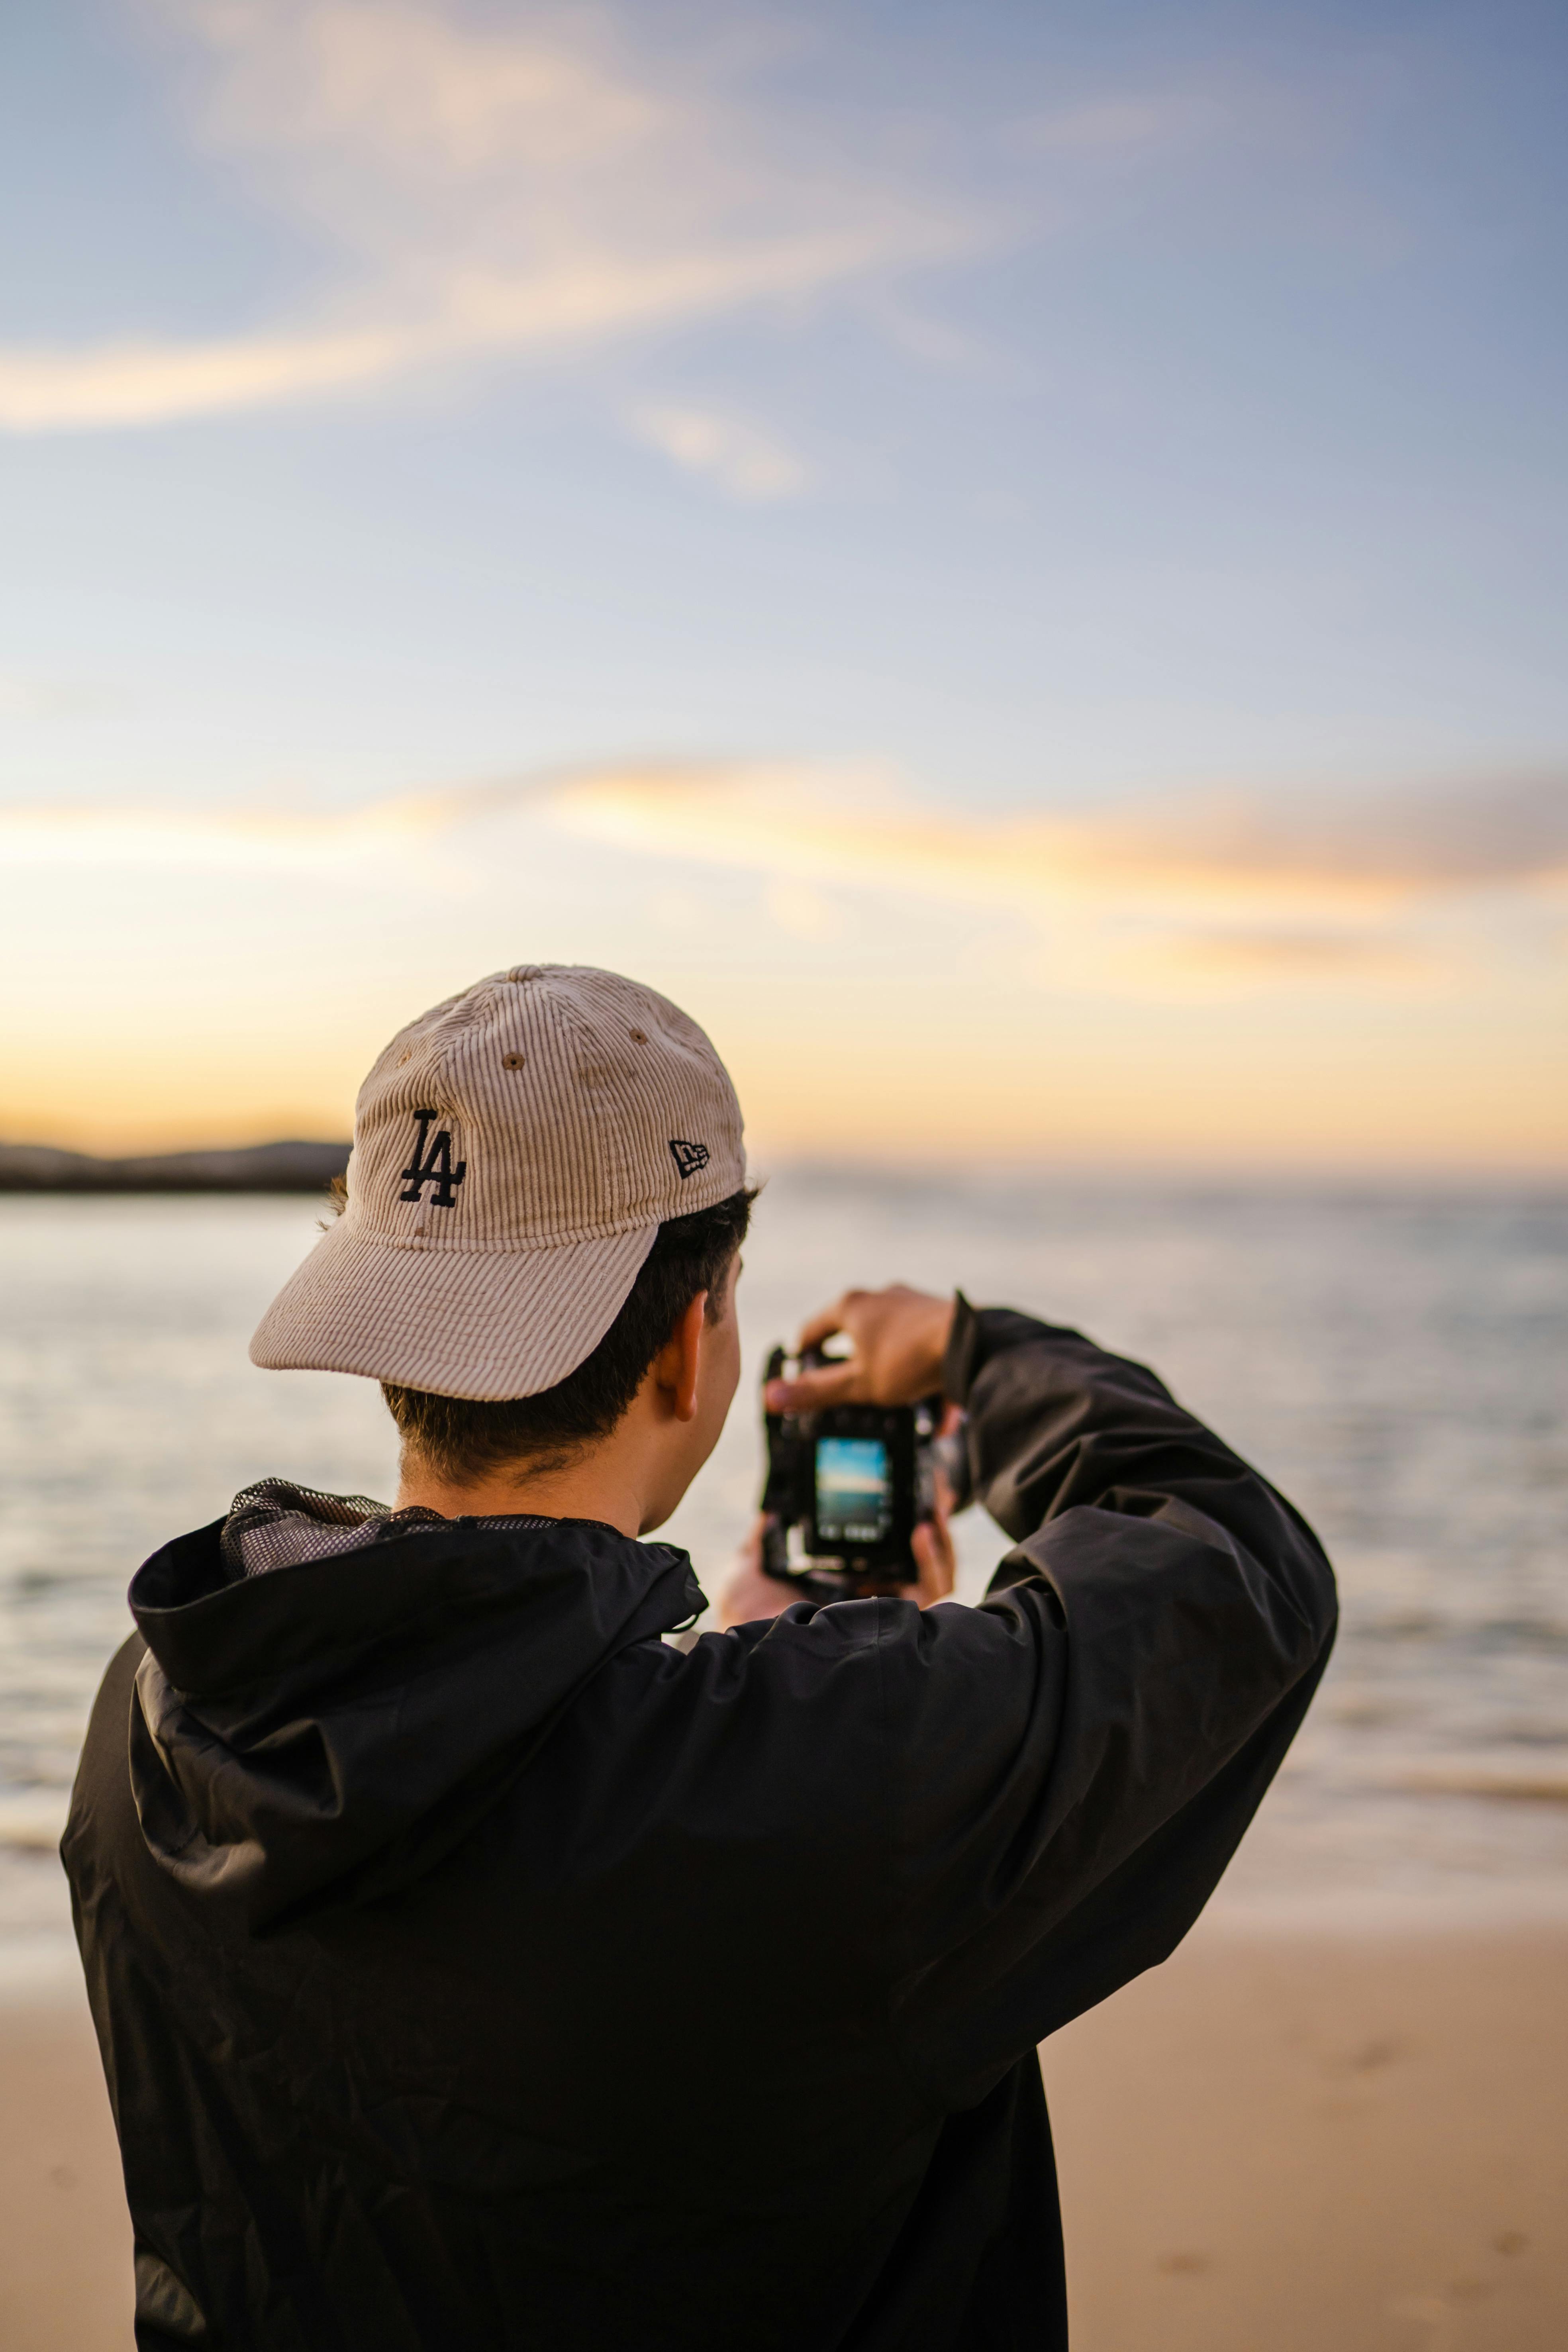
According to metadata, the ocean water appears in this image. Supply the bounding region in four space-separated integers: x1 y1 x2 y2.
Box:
1 1175 1564 1986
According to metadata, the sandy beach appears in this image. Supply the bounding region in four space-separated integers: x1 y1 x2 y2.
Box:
1044 1917 1567 2352
2 1914 1562 2351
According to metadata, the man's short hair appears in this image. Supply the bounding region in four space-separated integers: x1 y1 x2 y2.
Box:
381 1186 754 1482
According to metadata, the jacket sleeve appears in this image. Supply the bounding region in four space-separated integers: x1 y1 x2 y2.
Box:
882 1296 1337 2107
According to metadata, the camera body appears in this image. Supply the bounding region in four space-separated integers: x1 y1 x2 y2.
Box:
760 1343 940 1595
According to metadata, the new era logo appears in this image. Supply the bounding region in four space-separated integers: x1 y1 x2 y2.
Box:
668 1139 710 1180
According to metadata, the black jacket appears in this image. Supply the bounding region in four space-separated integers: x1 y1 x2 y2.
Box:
65 1301 1336 2350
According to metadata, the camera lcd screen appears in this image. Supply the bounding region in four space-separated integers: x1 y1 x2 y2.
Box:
813 1435 894 1547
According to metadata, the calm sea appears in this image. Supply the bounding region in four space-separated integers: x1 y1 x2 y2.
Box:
2 1174 1565 1986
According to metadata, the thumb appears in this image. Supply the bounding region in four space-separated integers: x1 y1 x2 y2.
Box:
764 1361 860 1412
737 1512 769 1570
911 1516 956 1608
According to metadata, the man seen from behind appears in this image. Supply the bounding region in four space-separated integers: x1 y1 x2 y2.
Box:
65 962 1337 2351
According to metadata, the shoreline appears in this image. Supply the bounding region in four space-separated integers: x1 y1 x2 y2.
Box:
0 1141 348 1193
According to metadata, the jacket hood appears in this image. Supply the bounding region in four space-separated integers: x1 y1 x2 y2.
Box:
126 1513 704 1934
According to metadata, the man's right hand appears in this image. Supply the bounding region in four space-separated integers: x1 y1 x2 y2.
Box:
763 1285 956 1413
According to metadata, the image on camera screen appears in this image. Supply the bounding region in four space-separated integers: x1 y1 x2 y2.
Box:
813 1435 894 1547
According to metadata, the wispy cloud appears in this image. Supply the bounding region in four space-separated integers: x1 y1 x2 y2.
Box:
0 802 433 872
1154 929 1434 979
629 404 810 500
542 764 1568 913
2 760 1562 902
2 761 1560 997
0 321 417 432
0 0 965 433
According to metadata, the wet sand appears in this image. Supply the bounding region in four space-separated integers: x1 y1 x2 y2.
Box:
1043 1919 1568 2352
2 1921 1564 2350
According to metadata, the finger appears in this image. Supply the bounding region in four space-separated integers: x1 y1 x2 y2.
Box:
795 1293 860 1354
764 1361 861 1412
912 1521 955 1607
912 1517 956 1608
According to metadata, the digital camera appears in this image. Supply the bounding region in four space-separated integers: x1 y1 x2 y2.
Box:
759 1343 941 1595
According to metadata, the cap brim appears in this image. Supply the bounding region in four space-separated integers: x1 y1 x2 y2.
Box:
249 1216 661 1401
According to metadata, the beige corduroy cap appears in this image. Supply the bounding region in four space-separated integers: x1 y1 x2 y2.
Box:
250 965 747 1401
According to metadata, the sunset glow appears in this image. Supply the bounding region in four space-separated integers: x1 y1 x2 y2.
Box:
2 3 1564 1175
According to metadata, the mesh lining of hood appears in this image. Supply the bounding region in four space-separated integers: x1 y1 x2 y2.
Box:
220 1478 553 1581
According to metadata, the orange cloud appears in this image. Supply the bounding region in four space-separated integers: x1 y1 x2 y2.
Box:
543 763 1568 917
1153 929 1435 978
0 758 1559 1166
4 760 1562 931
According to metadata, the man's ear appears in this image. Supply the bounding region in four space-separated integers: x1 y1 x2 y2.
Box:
654 1291 709 1422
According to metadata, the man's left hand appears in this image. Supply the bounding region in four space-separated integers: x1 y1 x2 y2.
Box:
715 1501 956 1630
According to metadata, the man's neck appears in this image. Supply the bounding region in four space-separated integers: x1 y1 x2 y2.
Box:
392 1452 645 1539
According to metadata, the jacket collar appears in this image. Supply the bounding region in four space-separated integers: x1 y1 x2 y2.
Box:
127 1512 704 1933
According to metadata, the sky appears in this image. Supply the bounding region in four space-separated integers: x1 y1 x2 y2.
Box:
1 0 1564 1170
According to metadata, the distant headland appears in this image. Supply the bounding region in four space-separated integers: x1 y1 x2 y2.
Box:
0 1141 351 1192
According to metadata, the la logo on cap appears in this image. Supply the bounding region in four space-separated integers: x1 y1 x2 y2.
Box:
400 1110 467 1209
